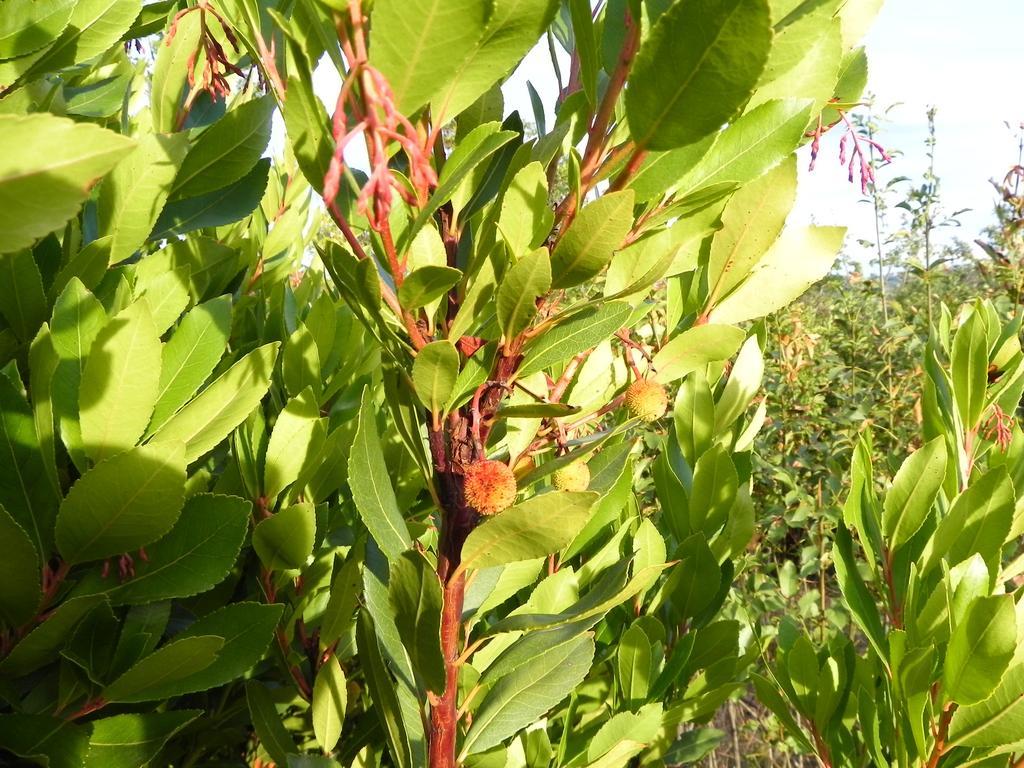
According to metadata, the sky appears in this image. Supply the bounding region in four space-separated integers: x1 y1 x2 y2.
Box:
309 0 1024 261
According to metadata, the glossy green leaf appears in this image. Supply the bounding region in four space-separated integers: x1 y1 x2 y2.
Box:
151 10 201 133
428 0 559 120
881 436 947 551
149 297 232 433
551 191 634 288
399 265 462 309
99 494 250 605
149 342 279 464
55 441 186 565
948 664 1024 747
349 387 413 560
519 301 634 377
79 300 163 462
950 308 989 430
104 635 224 703
0 249 47 342
25 0 142 78
389 550 445 694
83 710 200 767
710 226 846 323
264 388 322 500
150 158 271 240
497 161 553 258
626 0 773 150
461 634 594 756
369 0 490 115
0 0 74 59
98 133 190 265
497 247 551 339
0 114 134 252
927 466 1014 576
312 655 348 753
253 502 316 571
0 503 40 626
246 681 296 766
652 325 746 384
0 595 104 675
943 594 1017 705
0 714 88 768
459 491 598 573
172 96 275 198
705 157 797 305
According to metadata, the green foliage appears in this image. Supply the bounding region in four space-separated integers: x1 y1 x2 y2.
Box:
0 0 931 766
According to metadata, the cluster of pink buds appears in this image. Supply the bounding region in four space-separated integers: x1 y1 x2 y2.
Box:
323 0 437 231
984 404 1015 452
100 548 149 581
323 65 437 229
165 0 243 107
806 103 892 194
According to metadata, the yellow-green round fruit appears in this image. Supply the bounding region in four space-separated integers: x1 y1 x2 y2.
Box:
552 461 590 492
625 379 669 422
464 459 517 516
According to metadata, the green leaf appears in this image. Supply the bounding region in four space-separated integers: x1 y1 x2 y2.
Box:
356 609 414 768
264 388 322 500
705 157 797 306
349 387 414 559
0 503 40 626
24 0 142 79
882 436 947 551
412 341 460 419
412 122 518 234
132 253 191 335
618 622 655 709
951 308 989 430
151 10 201 133
98 494 250 605
652 325 746 384
497 162 554 258
246 681 296 766
0 714 88 768
498 402 579 419
399 265 463 309
0 595 104 676
283 323 322 399
149 342 279 464
0 249 47 342
172 96 276 198
150 158 271 240
79 300 163 463
943 594 1017 705
312 655 348 753
625 0 773 150
709 226 846 323
550 191 634 288
927 466 1014 576
83 710 200 768
461 634 594 756
55 441 186 565
497 247 551 339
149 297 233 433
459 491 598 573
688 444 737 535
389 551 445 694
98 133 190 265
368 0 490 115
284 62 334 194
144 603 282 697
0 0 74 59
656 534 720 621
0 372 59 557
518 301 634 377
672 98 814 200
948 664 1024 747
104 636 224 703
64 73 133 119
0 114 135 252
253 502 316 571
832 524 886 659
427 0 559 120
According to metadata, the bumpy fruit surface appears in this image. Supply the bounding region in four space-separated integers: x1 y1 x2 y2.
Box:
625 379 669 422
552 461 590 492
463 460 517 516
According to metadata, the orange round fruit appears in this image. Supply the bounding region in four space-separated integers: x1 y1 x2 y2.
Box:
625 379 669 422
463 459 517 516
